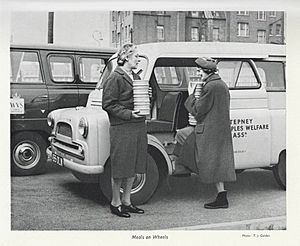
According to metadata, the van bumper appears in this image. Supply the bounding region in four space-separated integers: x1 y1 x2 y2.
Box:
46 147 104 174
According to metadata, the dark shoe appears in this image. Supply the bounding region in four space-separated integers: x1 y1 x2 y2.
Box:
204 191 229 209
110 204 131 218
122 204 144 214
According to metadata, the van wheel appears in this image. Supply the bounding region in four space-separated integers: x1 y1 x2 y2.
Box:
11 132 47 176
99 153 159 205
273 151 286 190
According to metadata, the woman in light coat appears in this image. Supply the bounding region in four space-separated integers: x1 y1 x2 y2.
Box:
172 57 236 209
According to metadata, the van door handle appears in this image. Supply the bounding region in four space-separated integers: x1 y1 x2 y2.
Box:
31 94 48 103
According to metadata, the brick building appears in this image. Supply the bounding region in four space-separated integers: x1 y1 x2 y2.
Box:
110 11 285 48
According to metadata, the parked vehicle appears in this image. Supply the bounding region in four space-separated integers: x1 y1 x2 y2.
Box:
10 44 116 175
46 42 286 204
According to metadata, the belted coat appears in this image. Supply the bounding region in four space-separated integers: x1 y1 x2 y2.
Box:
176 74 236 183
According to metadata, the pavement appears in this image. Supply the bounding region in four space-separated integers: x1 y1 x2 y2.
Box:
168 215 286 230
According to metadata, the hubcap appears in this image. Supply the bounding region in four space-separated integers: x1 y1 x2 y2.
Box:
120 174 146 194
13 141 41 169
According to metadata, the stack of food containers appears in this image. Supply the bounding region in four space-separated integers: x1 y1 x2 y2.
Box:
188 82 205 125
133 80 150 116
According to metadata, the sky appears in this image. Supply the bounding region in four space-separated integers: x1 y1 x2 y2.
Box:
10 11 111 47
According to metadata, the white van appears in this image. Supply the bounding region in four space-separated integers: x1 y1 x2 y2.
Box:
46 42 286 204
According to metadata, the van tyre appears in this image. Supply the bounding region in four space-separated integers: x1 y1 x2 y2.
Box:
11 132 47 176
99 153 159 205
273 151 286 190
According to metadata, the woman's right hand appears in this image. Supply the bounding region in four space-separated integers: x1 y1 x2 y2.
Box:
131 110 143 118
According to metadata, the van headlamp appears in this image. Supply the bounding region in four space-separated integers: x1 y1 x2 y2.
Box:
78 117 88 138
47 113 55 127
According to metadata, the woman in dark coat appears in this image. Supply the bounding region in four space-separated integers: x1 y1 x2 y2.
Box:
102 44 147 218
172 57 236 209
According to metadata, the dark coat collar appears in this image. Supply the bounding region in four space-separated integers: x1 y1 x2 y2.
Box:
203 73 221 83
114 66 133 85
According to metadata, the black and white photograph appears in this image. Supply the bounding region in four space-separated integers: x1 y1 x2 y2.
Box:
1 0 300 245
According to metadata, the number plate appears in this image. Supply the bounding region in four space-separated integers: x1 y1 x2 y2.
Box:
52 153 64 166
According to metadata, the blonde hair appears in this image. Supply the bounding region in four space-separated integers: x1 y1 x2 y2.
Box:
117 43 137 66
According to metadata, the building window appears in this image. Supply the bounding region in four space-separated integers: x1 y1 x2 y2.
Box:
112 31 115 43
211 11 220 17
269 24 274 36
257 11 266 20
157 25 164 41
257 30 266 43
128 25 131 42
191 27 199 41
213 28 220 41
269 11 276 17
112 12 115 22
276 24 282 36
191 11 199 17
125 26 128 41
117 12 121 22
237 11 249 15
237 22 249 37
117 32 120 44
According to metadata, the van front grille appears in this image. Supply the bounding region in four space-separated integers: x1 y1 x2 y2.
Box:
57 122 72 138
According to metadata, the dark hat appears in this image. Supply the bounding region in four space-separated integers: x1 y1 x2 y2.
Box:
195 57 217 70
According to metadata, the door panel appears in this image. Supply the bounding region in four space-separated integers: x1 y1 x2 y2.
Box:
218 59 271 169
10 50 49 131
41 51 79 112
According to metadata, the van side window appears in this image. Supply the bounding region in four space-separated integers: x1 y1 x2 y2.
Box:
79 57 105 83
10 51 43 83
153 58 201 90
49 56 74 82
154 67 182 86
218 60 259 89
255 61 285 91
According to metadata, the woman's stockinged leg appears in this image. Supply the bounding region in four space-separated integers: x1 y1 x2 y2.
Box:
111 177 122 206
121 177 135 206
215 182 225 193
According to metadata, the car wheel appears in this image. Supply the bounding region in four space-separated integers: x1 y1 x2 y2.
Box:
11 132 47 176
99 152 159 205
273 150 286 190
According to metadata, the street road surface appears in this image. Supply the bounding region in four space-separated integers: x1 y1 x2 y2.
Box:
11 163 286 230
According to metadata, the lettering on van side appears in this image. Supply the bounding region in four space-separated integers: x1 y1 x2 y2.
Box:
230 118 269 139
